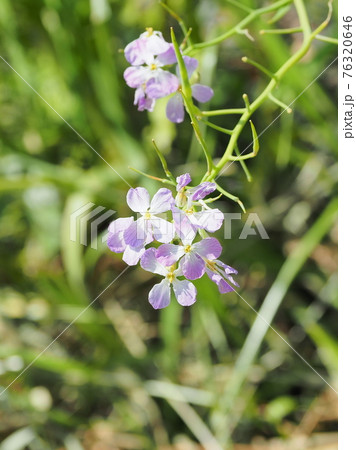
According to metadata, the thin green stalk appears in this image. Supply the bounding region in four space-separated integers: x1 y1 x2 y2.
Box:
202 120 233 135
315 34 338 44
171 28 214 176
205 0 324 182
212 197 338 445
241 56 276 79
200 108 245 117
185 0 293 53
260 26 302 35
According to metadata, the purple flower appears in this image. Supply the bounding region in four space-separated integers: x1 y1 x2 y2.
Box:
107 217 145 266
124 29 171 66
205 259 239 293
157 236 222 280
124 33 180 112
123 187 175 248
175 173 216 209
141 248 197 309
166 56 214 123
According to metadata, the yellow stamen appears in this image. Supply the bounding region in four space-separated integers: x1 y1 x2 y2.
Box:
150 63 157 71
167 271 175 283
184 245 192 253
185 208 194 215
206 260 216 271
146 27 154 36
144 212 151 219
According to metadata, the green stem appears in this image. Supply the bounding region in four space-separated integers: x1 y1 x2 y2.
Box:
315 34 338 44
184 0 293 53
260 26 302 35
200 108 245 117
205 0 320 182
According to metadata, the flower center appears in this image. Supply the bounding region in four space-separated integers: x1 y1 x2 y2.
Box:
146 27 154 36
184 245 192 253
167 271 175 283
144 212 151 220
206 260 216 271
185 208 194 215
150 63 157 71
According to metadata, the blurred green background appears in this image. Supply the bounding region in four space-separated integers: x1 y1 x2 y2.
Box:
0 0 337 448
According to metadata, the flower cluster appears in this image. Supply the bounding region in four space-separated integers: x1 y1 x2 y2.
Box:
107 174 238 309
123 28 214 123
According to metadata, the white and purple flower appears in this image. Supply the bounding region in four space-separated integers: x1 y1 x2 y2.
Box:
123 187 175 248
205 259 239 293
166 56 214 123
107 173 238 309
141 248 197 309
156 236 222 280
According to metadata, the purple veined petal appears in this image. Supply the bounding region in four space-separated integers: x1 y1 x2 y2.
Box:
134 87 155 112
157 44 177 65
192 84 214 103
124 39 148 65
107 232 126 253
108 217 134 234
146 70 180 99
144 34 170 56
150 188 174 213
107 217 134 253
172 279 197 306
176 173 191 191
156 243 185 266
192 237 222 260
205 268 233 293
123 217 147 247
216 259 238 275
172 207 197 243
123 245 145 266
149 279 171 309
124 66 150 88
181 252 205 280
126 187 150 213
195 208 224 232
166 93 185 123
150 217 175 243
189 182 216 201
140 248 167 276
176 56 199 79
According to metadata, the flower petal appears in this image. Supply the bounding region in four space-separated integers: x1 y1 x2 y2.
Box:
189 182 216 201
107 217 134 253
172 279 197 306
108 217 134 234
192 84 214 103
172 207 197 243
150 188 174 213
134 87 155 112
127 187 150 213
193 237 222 260
151 217 175 243
195 208 224 232
156 244 185 266
181 252 205 280
123 245 145 266
124 39 148 65
166 94 185 123
123 217 147 247
206 268 233 293
177 56 198 79
149 279 171 309
123 66 149 88
140 248 167 276
176 173 191 191
146 71 179 99
144 34 170 56
157 44 177 65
